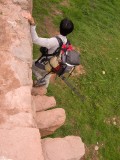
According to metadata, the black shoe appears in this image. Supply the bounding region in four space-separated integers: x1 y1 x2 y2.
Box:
33 79 46 87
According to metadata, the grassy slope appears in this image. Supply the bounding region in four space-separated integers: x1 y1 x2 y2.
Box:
33 0 120 159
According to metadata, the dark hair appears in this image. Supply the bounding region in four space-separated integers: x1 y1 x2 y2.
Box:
60 18 74 36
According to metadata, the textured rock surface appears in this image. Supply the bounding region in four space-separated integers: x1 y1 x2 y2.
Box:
0 86 32 112
42 136 85 160
0 0 35 128
32 86 47 96
0 15 32 90
33 95 56 112
0 0 44 159
0 128 44 160
13 0 32 11
0 0 33 89
36 108 66 137
0 112 37 129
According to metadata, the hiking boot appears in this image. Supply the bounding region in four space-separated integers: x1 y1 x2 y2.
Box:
33 79 46 87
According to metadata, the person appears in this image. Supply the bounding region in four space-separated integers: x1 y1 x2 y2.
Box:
22 12 74 88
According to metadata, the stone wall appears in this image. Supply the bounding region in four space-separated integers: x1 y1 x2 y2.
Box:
0 0 44 159
0 0 85 159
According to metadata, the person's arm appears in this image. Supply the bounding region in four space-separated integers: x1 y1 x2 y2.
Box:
30 25 54 49
22 12 35 25
22 12 57 49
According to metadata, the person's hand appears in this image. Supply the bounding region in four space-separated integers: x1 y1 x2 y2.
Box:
22 11 35 25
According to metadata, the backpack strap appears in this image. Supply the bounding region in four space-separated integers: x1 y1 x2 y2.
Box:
35 36 64 65
56 36 63 47
48 36 63 57
56 36 70 46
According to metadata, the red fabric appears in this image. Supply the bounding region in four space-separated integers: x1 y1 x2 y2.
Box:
53 65 61 71
61 44 73 54
52 44 73 73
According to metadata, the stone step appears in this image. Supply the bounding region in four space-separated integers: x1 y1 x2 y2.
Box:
36 108 66 137
0 128 44 160
32 95 56 112
32 86 47 96
42 136 85 160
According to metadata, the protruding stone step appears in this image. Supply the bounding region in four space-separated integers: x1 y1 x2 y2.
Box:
36 108 66 137
0 128 44 160
42 136 85 160
32 95 56 112
32 86 47 96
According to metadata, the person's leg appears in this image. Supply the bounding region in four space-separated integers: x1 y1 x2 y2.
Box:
32 59 46 79
44 74 51 88
34 73 51 88
32 60 52 87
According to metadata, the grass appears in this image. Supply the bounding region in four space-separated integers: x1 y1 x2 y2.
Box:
32 0 120 159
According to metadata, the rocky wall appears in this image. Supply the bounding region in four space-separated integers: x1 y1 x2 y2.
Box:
0 0 44 159
0 0 85 159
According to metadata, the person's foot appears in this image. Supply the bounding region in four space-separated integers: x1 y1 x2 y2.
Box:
33 79 46 87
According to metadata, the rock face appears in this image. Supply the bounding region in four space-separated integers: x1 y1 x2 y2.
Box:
0 86 37 129
36 108 66 137
0 0 34 127
42 136 85 160
0 3 32 92
32 86 47 96
0 86 32 112
0 0 44 159
32 95 56 112
0 128 44 160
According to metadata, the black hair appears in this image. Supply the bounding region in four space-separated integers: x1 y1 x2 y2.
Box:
60 18 74 36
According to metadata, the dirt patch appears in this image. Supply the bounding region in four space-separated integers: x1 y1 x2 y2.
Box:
81 144 100 160
44 17 59 37
51 7 63 16
43 1 65 37
50 3 63 16
72 65 86 76
104 116 120 127
60 0 70 7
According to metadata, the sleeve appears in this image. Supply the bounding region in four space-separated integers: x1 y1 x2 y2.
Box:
30 25 57 49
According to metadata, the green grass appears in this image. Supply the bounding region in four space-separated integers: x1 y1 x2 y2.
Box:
32 0 120 159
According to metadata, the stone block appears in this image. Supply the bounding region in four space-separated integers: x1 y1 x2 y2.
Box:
0 128 44 160
0 86 32 113
0 112 36 129
32 87 47 96
42 136 85 160
36 108 66 137
32 95 56 112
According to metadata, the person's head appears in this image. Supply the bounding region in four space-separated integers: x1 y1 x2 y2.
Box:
60 18 74 36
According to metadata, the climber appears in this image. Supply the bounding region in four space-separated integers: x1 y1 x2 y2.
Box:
22 12 74 88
